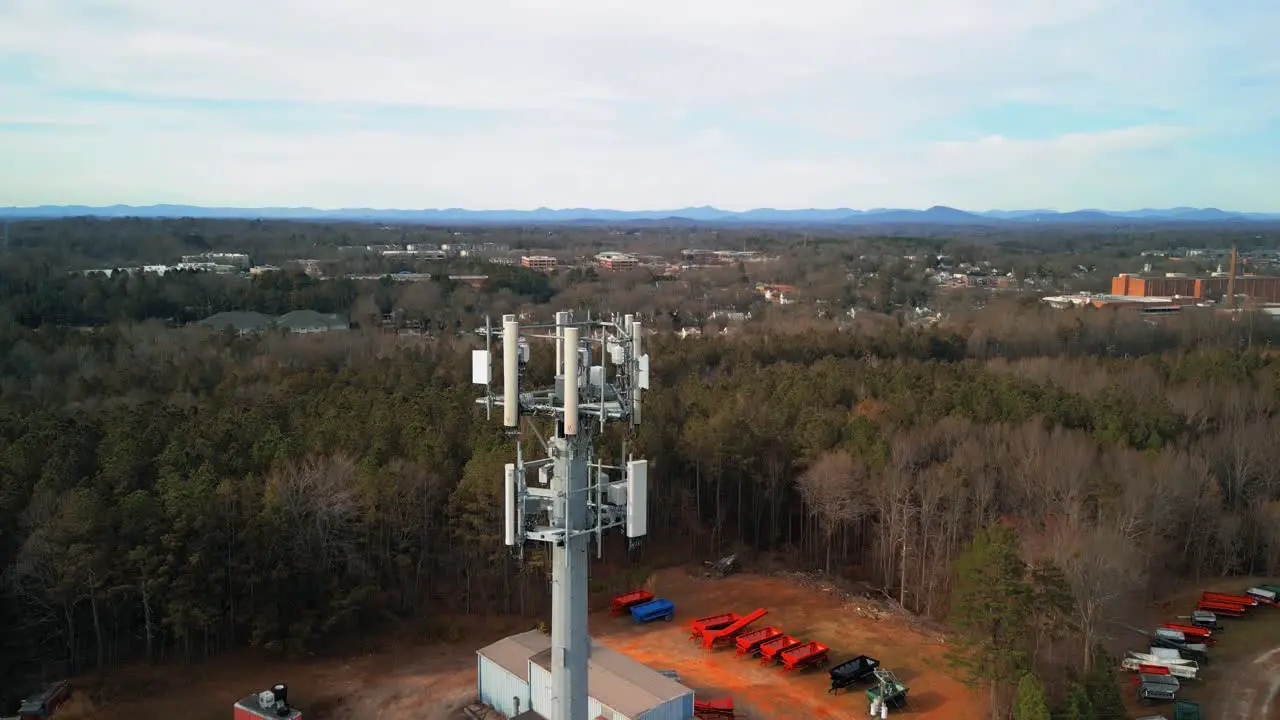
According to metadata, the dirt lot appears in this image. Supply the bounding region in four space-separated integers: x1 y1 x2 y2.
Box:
76 568 984 720
1136 577 1280 720
592 568 986 719
76 619 517 720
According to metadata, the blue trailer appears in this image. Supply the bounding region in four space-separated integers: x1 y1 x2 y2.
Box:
631 598 676 623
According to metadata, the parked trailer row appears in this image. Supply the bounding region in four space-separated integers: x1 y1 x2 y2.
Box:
692 608 909 713
1127 579 1279 716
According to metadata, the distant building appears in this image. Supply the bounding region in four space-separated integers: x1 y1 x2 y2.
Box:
81 263 235 276
382 249 447 261
285 259 324 277
1040 293 1189 313
757 283 798 305
681 249 721 265
597 252 639 270
1111 273 1280 303
182 252 250 269
681 249 764 265
521 255 557 271
276 310 350 333
196 310 348 334
449 275 490 288
198 311 275 335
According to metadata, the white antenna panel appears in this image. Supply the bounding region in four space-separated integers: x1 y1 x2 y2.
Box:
504 463 517 546
518 338 531 365
502 317 519 427
626 459 648 538
632 321 643 358
563 326 579 435
471 349 491 385
589 365 605 388
638 355 650 390
576 348 590 388
538 465 552 485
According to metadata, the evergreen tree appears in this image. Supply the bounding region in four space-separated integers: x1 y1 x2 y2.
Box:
947 523 1034 710
1064 682 1095 720
1014 673 1051 720
1084 646 1126 719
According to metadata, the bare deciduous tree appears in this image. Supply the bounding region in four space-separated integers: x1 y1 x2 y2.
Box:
796 451 866 574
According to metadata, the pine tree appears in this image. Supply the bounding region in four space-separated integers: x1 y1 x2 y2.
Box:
947 523 1035 710
1014 673 1051 720
1084 646 1126 719
1064 682 1095 720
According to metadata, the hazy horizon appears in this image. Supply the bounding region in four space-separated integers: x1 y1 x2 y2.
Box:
2 0 1277 211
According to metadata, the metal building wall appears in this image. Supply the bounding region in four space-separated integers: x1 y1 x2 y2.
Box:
529 661 620 720
528 661 555 717
527 661 694 720
635 691 695 720
477 655 531 718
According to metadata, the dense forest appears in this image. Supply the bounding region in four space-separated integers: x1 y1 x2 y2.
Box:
3 219 1280 717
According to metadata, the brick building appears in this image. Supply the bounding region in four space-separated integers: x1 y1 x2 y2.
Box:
521 255 557 271
1111 273 1280 304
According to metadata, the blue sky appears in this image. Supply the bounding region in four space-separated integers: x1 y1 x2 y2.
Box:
1 0 1277 211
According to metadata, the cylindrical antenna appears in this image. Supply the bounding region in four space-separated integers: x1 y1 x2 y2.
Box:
555 311 570 376
563 326 579 435
502 315 519 427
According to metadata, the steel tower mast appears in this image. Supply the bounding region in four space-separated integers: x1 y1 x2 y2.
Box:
472 311 651 720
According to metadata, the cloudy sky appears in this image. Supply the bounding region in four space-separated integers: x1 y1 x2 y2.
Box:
1 0 1277 211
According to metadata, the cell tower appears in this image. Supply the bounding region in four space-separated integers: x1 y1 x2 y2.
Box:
472 311 651 720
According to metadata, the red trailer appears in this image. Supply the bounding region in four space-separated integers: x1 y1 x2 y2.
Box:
735 627 784 656
694 697 739 719
702 608 768 649
1202 591 1258 607
757 635 804 664
1161 623 1215 644
780 641 830 672
610 590 656 615
1141 664 1170 675
1197 600 1246 617
689 612 740 642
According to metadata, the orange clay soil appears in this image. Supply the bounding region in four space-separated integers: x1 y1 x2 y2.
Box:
78 569 987 720
78 618 518 720
592 568 988 720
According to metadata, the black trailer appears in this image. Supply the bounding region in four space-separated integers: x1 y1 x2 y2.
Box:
1137 674 1180 705
829 655 881 694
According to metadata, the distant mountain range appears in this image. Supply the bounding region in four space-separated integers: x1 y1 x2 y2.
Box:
2 204 1279 225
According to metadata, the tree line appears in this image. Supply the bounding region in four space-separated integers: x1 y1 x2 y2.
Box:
2 246 1280 717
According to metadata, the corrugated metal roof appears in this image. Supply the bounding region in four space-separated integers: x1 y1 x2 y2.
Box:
529 640 692 718
477 629 553 677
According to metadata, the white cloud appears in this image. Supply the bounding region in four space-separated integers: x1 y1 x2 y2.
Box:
1 0 1277 209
